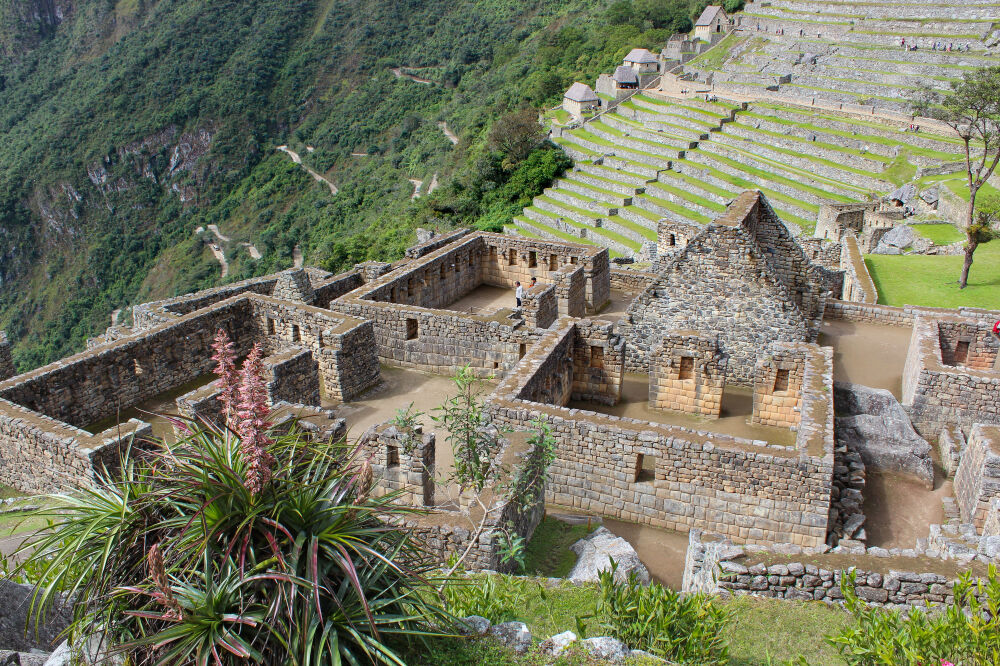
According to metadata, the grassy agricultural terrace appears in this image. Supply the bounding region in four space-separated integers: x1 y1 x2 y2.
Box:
514 91 965 253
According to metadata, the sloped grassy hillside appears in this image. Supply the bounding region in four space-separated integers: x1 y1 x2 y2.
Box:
0 0 716 370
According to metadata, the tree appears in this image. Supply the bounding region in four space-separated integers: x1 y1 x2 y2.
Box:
487 108 547 169
961 196 999 290
914 67 1000 288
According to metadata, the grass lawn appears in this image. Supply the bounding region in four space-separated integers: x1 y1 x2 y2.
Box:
403 575 850 665
866 242 1000 309
911 223 964 245
523 515 596 578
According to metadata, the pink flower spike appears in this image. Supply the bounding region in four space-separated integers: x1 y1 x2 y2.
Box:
941 661 955 666
237 343 275 494
210 329 240 427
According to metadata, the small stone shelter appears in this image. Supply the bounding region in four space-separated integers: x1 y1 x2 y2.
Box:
612 65 639 91
623 48 659 74
694 5 729 41
563 82 599 118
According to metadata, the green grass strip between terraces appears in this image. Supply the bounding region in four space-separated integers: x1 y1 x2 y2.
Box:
735 115 893 164
588 120 683 153
637 193 713 224
702 141 863 200
605 113 693 144
633 93 735 119
647 179 727 213
561 175 627 201
531 199 643 249
569 129 671 163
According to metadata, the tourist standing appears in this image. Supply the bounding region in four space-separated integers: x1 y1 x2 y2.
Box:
515 281 523 308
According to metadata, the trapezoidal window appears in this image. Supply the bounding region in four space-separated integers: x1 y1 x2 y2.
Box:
549 254 559 270
528 251 537 268
634 453 655 483
591 345 604 368
292 324 301 343
508 249 517 266
519 343 527 359
386 444 399 468
774 368 790 392
405 318 419 340
266 318 275 335
955 340 970 365
678 356 694 380
440 263 447 280
669 233 676 247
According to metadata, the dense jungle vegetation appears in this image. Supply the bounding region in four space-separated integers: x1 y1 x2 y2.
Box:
0 0 739 370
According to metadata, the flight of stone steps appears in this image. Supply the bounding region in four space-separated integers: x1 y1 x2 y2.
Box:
507 0 985 256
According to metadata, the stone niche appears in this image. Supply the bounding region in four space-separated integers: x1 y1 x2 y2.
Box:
937 321 999 370
649 332 727 418
751 345 805 429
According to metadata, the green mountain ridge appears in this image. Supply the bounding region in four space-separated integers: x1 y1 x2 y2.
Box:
0 0 716 370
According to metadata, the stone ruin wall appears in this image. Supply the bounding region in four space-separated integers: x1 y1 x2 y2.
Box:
954 425 1000 533
358 423 545 573
751 343 808 429
328 232 610 378
649 333 726 418
487 321 835 547
0 291 379 493
903 313 1000 436
685 530 996 610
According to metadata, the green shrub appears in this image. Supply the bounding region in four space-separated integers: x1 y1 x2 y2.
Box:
826 566 1000 666
17 419 451 664
592 561 730 664
442 574 530 623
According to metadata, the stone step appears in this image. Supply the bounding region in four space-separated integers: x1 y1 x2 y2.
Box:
604 111 705 143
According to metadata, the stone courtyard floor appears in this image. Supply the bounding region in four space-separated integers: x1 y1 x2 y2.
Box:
818 318 912 398
84 374 216 442
445 284 513 314
568 373 797 446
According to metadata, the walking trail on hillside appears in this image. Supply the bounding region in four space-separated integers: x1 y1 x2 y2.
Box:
390 67 433 85
438 121 459 145
277 146 339 195
409 178 423 199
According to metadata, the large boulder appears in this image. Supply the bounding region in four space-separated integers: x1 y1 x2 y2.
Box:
489 621 532 654
872 225 916 254
834 382 934 486
568 527 650 585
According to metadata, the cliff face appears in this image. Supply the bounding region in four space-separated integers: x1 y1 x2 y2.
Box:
0 0 74 60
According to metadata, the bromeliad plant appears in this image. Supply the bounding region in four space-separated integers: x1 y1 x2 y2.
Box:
17 329 451 665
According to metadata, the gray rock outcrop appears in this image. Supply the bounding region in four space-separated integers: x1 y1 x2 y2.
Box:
0 581 71 654
872 225 916 254
834 382 934 486
540 630 577 656
581 637 630 662
568 527 650 585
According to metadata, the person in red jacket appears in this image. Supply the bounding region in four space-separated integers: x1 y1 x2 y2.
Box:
992 320 1000 341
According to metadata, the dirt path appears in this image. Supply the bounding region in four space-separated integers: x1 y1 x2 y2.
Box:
293 245 303 268
242 242 262 260
277 145 338 195
207 224 231 242
438 121 459 145
427 172 440 194
409 178 423 199
390 67 433 85
351 152 369 157
208 243 229 278
111 308 121 326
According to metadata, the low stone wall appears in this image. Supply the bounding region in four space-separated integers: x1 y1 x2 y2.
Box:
840 232 877 304
824 300 913 327
265 348 321 407
684 530 996 610
404 228 470 259
609 267 658 294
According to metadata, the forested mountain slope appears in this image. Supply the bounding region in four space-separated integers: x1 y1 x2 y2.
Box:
0 0 713 370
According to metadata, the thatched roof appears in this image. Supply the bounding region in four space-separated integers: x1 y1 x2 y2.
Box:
696 5 725 26
612 66 638 84
564 82 599 102
624 48 657 64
